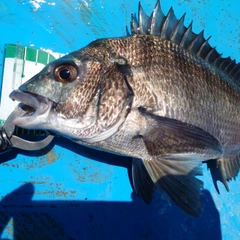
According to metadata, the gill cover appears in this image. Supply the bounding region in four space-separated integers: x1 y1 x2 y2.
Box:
80 58 134 142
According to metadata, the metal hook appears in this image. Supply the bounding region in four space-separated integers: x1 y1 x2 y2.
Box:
0 107 55 155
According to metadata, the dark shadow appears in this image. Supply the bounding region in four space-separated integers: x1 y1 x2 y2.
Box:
0 138 222 239
0 184 221 240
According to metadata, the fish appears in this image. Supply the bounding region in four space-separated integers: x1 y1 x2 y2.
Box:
9 0 240 217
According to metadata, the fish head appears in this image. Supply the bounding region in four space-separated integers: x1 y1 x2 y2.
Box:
10 42 134 142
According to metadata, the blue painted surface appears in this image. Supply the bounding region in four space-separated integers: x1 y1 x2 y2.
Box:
0 0 239 239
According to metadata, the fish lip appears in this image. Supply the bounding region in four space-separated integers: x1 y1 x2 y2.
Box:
9 89 54 127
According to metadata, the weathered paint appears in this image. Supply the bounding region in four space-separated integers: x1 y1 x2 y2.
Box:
0 0 240 239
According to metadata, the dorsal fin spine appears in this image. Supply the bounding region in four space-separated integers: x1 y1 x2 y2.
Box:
170 13 186 44
179 22 193 48
204 46 215 62
149 0 164 35
188 30 204 54
196 36 211 59
219 57 231 71
230 63 240 77
138 2 150 34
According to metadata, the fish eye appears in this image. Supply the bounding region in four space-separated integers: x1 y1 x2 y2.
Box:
54 63 78 83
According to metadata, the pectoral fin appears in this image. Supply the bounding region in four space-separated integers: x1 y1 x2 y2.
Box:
138 107 222 159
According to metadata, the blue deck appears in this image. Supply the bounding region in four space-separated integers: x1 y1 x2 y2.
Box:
0 0 240 239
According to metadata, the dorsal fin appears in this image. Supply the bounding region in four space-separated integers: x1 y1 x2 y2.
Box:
130 0 240 84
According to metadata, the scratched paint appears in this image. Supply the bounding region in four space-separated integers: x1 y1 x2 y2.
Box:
1 148 60 169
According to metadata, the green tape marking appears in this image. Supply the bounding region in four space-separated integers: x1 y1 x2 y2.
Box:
37 50 49 65
5 44 57 64
26 48 37 62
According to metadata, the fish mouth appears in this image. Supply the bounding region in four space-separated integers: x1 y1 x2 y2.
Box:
9 90 54 128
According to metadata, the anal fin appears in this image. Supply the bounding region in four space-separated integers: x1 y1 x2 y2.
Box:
217 155 240 191
207 155 240 192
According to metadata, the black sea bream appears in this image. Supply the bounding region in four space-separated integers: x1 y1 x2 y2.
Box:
9 0 240 216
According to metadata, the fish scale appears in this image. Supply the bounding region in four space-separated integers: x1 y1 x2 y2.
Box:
8 0 240 217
